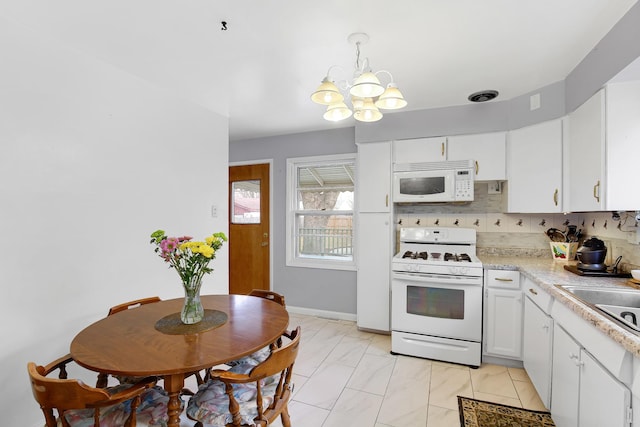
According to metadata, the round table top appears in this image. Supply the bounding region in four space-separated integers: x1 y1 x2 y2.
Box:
70 294 289 377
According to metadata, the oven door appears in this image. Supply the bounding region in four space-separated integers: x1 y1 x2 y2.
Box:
391 271 482 342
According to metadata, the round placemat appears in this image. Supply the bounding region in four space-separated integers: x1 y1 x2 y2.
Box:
154 309 228 335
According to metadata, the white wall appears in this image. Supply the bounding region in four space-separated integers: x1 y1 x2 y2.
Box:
0 18 229 426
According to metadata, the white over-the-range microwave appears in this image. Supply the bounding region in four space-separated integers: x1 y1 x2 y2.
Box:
392 159 475 203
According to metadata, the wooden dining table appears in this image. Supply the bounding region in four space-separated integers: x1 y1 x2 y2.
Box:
70 294 289 427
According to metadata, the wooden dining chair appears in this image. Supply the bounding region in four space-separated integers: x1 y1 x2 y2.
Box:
215 290 288 379
28 354 171 427
185 326 301 427
108 296 162 316
248 289 286 307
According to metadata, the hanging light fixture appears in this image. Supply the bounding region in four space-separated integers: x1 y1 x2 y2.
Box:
310 32 407 122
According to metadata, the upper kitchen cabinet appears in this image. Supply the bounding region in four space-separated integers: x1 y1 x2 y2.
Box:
605 81 640 210
393 137 446 164
567 82 640 211
567 89 605 211
447 132 507 181
357 141 392 213
507 118 564 213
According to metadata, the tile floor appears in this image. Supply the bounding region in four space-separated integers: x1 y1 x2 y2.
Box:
180 312 547 427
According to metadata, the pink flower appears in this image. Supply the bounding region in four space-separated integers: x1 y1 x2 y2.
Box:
160 237 180 256
178 236 193 243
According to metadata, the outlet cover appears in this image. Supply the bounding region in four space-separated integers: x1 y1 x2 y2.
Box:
488 181 502 194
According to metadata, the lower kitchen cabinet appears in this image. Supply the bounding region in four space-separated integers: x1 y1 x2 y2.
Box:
522 285 553 409
483 270 522 359
551 325 632 427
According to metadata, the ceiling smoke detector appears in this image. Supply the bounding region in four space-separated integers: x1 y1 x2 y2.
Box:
468 90 499 103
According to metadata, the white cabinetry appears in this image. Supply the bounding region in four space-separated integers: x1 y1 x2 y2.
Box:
567 89 605 211
448 132 507 181
483 270 522 359
567 82 640 211
507 119 563 213
522 278 553 409
356 212 391 331
393 137 446 164
551 325 631 427
605 81 640 210
356 141 392 332
357 141 391 213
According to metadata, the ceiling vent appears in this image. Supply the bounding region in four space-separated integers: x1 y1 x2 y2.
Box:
468 90 499 103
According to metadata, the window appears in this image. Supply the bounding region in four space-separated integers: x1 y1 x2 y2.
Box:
286 154 356 270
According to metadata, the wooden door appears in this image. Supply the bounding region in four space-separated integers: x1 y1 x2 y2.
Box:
229 163 270 295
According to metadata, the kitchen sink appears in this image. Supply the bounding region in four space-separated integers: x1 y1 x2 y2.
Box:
557 285 640 308
556 285 640 333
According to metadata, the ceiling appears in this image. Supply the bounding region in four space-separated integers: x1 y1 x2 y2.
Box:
2 0 638 141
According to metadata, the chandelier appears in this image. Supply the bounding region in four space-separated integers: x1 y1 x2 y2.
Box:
311 33 407 123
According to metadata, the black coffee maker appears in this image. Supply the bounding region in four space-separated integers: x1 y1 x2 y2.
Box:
576 237 607 271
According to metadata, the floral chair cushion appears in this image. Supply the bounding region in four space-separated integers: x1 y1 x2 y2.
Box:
186 365 280 426
63 385 180 427
225 346 271 369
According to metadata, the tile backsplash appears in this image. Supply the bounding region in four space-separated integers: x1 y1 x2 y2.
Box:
394 183 640 270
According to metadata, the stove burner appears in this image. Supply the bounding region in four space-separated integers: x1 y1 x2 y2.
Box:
402 251 429 260
458 253 471 262
444 253 472 262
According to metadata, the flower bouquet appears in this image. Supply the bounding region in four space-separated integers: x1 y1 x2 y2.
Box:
150 229 227 324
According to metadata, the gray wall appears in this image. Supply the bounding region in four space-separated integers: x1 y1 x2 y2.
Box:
229 127 357 314
231 2 640 316
565 1 640 112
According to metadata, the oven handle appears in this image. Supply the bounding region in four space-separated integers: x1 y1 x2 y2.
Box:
392 272 482 286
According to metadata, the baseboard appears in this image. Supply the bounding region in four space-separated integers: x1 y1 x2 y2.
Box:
286 305 357 322
482 355 524 368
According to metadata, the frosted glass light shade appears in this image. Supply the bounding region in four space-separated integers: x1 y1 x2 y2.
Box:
375 85 408 110
353 98 382 122
323 102 353 121
311 79 344 105
349 72 385 98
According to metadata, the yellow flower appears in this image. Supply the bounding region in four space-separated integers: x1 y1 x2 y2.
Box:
180 241 204 251
197 245 215 258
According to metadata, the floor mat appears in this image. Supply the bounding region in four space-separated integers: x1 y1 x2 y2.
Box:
458 396 555 427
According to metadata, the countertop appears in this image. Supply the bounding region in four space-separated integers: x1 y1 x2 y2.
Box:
480 256 640 358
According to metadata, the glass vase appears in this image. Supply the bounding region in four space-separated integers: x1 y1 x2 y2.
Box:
181 276 204 324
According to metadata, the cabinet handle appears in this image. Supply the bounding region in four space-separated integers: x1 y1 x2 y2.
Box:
441 142 445 157
553 189 559 206
593 180 600 203
385 194 389 207
495 277 513 282
475 161 479 175
528 288 538 295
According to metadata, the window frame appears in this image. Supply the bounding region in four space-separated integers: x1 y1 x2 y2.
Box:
286 153 356 271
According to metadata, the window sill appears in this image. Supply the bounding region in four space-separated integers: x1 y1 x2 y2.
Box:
286 258 356 271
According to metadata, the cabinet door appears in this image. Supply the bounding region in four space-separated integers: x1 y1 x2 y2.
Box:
579 349 631 427
551 325 580 427
393 137 446 164
448 132 506 181
357 141 391 213
567 89 605 211
484 288 523 359
507 119 563 213
605 81 640 211
523 296 553 409
356 212 391 331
